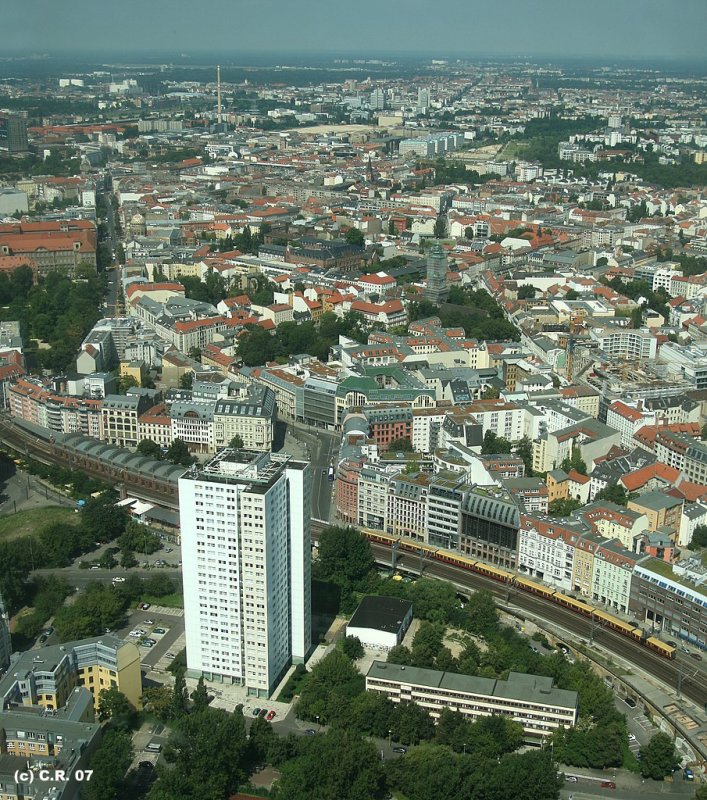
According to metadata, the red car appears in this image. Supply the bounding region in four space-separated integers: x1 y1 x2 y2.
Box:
266 710 276 721
600 781 616 789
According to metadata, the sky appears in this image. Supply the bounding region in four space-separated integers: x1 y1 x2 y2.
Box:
6 0 707 63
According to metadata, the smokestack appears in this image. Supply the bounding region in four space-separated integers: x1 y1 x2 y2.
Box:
217 65 222 125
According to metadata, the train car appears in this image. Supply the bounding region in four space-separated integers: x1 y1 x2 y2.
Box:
471 560 514 584
645 636 676 660
552 592 594 618
593 609 645 642
364 530 397 547
436 551 479 572
514 575 556 601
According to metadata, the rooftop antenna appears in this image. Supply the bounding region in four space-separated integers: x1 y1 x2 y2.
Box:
217 65 222 125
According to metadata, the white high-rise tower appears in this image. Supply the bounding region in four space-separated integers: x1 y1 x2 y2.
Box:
179 450 312 698
0 591 12 671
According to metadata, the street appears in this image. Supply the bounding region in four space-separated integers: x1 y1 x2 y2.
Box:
277 421 339 522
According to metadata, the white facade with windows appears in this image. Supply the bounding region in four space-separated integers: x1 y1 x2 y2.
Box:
179 450 311 698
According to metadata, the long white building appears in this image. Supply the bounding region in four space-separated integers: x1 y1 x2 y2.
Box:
179 450 311 698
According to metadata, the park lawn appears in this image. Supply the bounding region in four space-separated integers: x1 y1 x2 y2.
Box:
140 593 183 608
0 506 77 541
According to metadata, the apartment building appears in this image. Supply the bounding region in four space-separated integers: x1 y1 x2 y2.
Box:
386 473 430 542
606 400 658 450
592 541 643 614
517 515 585 592
358 464 391 531
366 662 578 741
178 450 311 697
630 562 707 647
589 326 657 360
0 219 97 276
0 636 142 713
100 389 159 448
212 387 276 452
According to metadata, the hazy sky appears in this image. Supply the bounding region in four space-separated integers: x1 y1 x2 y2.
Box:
6 0 707 62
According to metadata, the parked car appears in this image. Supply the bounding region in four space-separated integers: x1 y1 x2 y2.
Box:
140 640 154 648
138 603 151 611
143 638 157 646
43 627 54 636
90 565 100 570
259 708 268 717
112 576 125 583
684 768 694 781
39 634 47 644
252 708 261 717
266 710 276 721
153 628 167 635
393 746 407 754
623 697 637 708
628 734 637 742
565 776 578 783
600 781 616 789
143 619 154 626
304 729 316 736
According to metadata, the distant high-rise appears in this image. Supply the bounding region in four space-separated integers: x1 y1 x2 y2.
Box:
417 87 431 108
424 241 449 303
370 88 385 111
0 591 12 671
0 113 28 153
179 450 312 698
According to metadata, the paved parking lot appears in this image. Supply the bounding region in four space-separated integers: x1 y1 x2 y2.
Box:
118 607 185 671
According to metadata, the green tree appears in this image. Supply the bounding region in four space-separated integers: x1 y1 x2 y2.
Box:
142 685 173 720
433 216 447 238
388 436 413 452
137 438 163 460
559 445 587 476
390 700 435 745
688 524 707 550
340 635 365 661
296 650 365 725
273 729 385 800
229 434 244 449
463 590 499 637
464 226 474 240
315 526 375 591
83 730 133 800
482 430 513 455
190 676 210 711
171 667 189 719
639 733 680 780
180 371 194 390
118 374 139 394
517 285 536 299
548 498 583 517
166 438 196 466
344 227 365 247
149 708 249 800
97 687 137 728
594 484 629 506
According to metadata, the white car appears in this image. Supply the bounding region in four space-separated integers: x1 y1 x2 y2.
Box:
112 576 126 583
128 631 142 638
628 734 637 742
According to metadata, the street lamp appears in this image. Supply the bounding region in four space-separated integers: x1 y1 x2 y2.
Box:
315 715 320 730
388 730 392 749
463 743 467 755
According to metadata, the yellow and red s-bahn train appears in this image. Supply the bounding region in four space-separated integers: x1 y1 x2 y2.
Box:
364 530 676 660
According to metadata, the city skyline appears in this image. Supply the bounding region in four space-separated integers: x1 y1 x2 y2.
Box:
6 0 707 63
